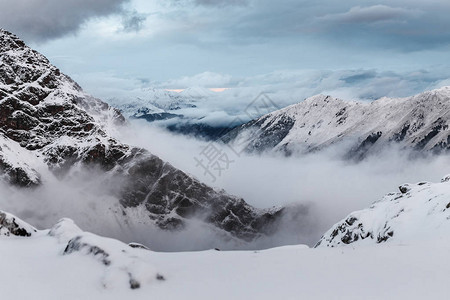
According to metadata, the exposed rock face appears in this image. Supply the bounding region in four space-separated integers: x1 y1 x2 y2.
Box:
119 153 283 240
315 176 450 247
0 28 126 175
221 114 295 154
0 210 37 237
0 29 286 244
223 91 450 159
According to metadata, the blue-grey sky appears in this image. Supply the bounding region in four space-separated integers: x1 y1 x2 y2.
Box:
2 0 450 100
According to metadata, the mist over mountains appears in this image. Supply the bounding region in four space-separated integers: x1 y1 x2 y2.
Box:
2 1 450 295
0 28 312 251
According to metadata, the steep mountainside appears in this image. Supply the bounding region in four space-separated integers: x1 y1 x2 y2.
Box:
223 90 450 158
0 29 294 248
315 174 450 247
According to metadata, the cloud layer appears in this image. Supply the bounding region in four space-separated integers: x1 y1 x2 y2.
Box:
73 67 450 129
118 121 450 246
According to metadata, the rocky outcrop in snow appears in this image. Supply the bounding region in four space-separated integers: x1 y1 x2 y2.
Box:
0 210 36 236
0 213 164 290
49 218 164 289
315 175 450 247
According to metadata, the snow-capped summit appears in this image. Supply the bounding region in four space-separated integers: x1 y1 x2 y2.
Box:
142 87 195 111
223 87 450 158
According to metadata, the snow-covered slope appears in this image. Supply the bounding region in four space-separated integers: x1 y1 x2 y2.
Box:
3 209 450 299
0 210 165 296
0 28 298 249
223 90 450 158
316 174 450 247
0 132 43 186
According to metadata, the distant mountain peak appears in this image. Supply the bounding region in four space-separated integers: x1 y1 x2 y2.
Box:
223 87 450 158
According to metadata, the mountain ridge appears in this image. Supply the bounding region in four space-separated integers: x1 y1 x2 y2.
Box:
222 88 450 159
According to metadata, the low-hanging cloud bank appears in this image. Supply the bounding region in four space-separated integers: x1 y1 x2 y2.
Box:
119 120 450 246
2 119 450 250
0 166 262 252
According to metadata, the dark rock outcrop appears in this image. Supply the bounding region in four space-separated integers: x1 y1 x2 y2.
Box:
0 210 37 237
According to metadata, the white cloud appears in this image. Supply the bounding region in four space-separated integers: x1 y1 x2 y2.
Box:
160 72 233 88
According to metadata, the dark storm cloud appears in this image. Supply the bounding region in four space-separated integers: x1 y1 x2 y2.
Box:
0 0 129 42
311 3 449 51
23 0 450 90
161 0 450 51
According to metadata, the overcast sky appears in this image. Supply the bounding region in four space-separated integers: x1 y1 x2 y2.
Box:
2 0 450 100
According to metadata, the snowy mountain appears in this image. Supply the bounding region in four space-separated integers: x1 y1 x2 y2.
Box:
108 87 240 140
110 88 186 117
0 28 299 249
315 174 450 247
108 87 212 117
223 90 450 158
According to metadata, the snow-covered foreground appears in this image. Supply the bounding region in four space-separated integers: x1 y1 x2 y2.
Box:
151 243 449 300
3 175 450 299
0 214 165 299
0 208 448 300
1 235 449 299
